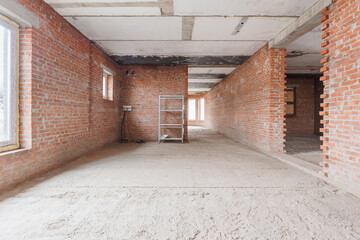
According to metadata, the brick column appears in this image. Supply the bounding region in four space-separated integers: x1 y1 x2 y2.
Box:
319 0 360 194
269 48 287 153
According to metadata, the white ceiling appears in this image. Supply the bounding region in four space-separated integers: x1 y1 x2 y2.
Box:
45 0 323 93
46 0 157 3
66 17 182 40
58 7 161 16
192 17 295 41
286 27 322 74
174 0 319 16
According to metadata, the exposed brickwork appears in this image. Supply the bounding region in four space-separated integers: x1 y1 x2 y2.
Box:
188 94 206 127
90 44 121 149
0 0 121 191
119 65 188 141
319 0 360 193
204 45 286 153
285 78 315 135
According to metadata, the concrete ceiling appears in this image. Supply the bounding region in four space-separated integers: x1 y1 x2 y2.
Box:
286 26 322 74
45 0 325 93
192 17 295 41
174 0 320 16
188 67 236 94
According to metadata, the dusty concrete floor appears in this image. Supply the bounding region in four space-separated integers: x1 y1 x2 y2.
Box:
285 134 322 165
0 127 359 239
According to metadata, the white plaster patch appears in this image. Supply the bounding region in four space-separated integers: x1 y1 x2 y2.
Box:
65 17 182 40
192 17 296 41
174 0 319 16
96 40 266 56
56 7 161 16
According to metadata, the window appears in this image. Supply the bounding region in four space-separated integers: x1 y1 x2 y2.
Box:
285 87 296 117
102 69 113 101
199 98 205 121
0 16 19 152
188 99 196 120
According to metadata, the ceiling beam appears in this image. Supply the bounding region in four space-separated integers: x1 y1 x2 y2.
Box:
188 88 212 92
189 83 216 88
51 2 157 8
269 0 332 48
189 74 226 79
0 0 39 28
188 79 222 83
112 56 249 66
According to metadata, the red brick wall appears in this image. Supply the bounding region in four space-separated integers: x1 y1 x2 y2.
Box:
319 0 360 193
204 45 286 153
0 0 121 191
119 65 188 141
285 78 315 135
188 94 206 127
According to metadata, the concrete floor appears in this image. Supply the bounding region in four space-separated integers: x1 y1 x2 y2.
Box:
0 127 359 239
285 134 322 166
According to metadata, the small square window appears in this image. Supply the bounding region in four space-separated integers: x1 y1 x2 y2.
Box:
285 87 296 117
102 69 113 101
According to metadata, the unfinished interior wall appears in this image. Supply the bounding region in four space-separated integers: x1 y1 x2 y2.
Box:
320 0 360 193
119 65 188 141
204 45 286 153
0 0 121 191
285 77 315 135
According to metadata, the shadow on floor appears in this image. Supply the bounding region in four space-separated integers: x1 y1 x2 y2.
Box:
285 134 322 166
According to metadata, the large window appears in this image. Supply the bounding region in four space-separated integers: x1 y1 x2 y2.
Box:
188 99 196 120
0 16 18 152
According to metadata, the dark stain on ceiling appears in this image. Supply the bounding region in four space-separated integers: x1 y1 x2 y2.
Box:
112 56 250 66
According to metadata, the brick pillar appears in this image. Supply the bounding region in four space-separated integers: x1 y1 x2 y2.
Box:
269 48 287 153
319 0 360 194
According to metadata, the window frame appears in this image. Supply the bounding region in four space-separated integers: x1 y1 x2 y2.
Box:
0 15 19 153
102 68 113 101
199 98 205 121
285 87 296 118
188 99 196 121
102 72 108 100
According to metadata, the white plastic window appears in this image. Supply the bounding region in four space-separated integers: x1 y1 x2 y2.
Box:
0 17 18 150
200 98 205 121
102 69 113 101
188 99 196 120
102 73 108 99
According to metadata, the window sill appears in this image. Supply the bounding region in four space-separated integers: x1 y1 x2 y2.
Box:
0 148 30 157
